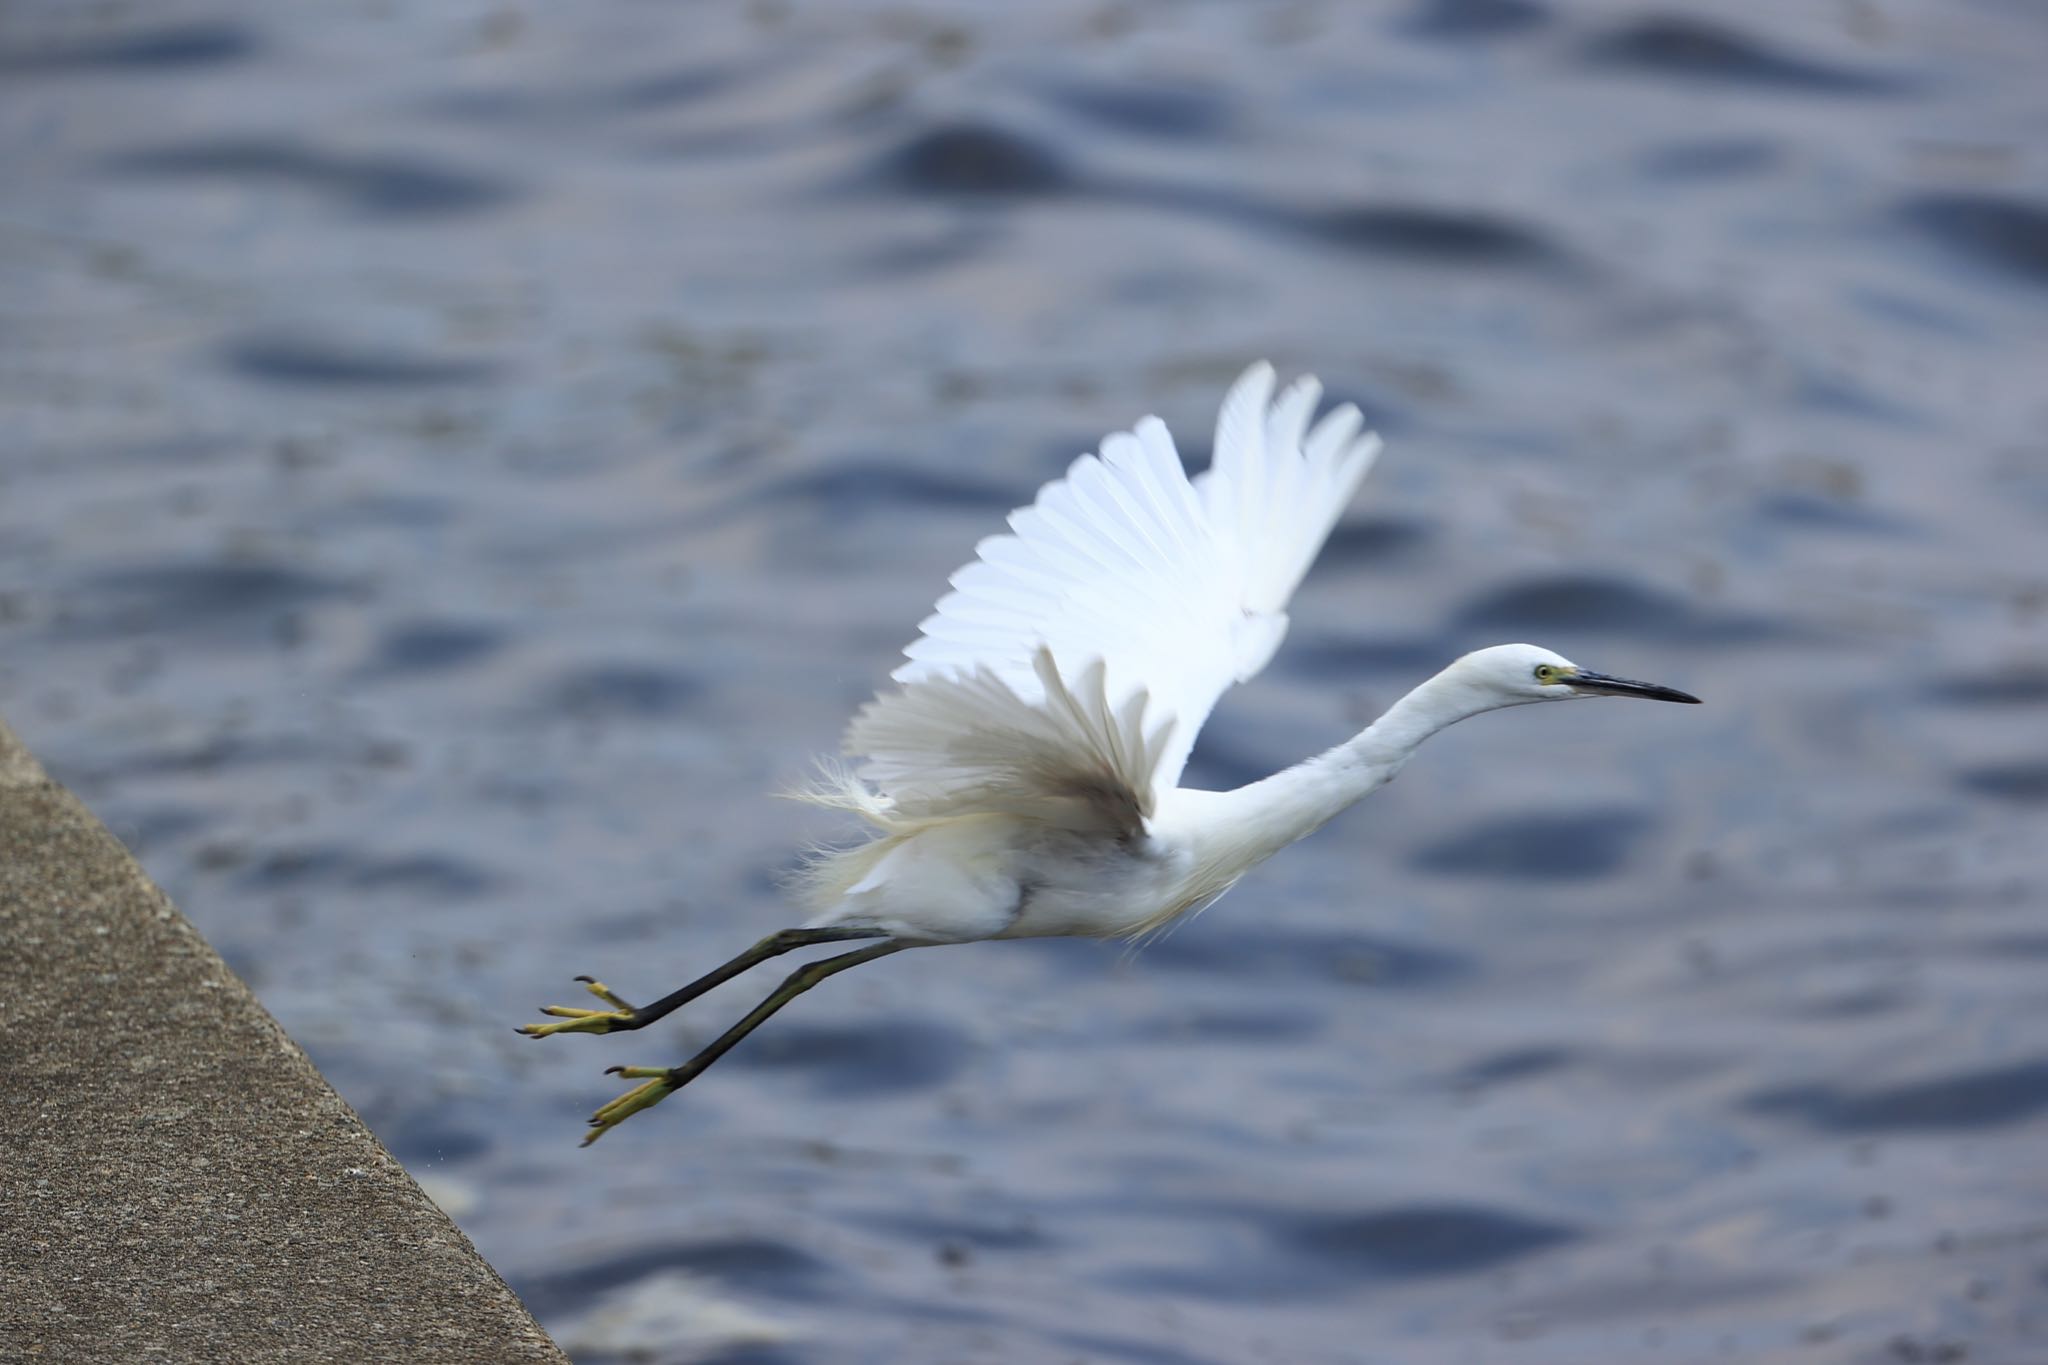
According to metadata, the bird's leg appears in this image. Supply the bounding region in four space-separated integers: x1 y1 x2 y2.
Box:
581 939 908 1145
518 925 889 1038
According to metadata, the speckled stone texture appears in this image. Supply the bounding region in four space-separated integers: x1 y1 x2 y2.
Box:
0 717 566 1363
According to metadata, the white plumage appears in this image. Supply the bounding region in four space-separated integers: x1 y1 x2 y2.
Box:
857 362 1381 829
523 361 1699 1143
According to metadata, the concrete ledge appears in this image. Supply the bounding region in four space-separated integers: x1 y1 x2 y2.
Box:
0 717 567 1363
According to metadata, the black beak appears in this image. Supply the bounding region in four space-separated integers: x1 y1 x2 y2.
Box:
1569 670 1701 704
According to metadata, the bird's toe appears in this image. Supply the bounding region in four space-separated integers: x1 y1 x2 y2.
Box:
517 1006 634 1037
581 1067 678 1145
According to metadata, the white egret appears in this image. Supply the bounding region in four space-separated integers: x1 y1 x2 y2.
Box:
523 362 1699 1144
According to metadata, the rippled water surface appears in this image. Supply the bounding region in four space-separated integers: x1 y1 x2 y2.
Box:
6 2 2047 1361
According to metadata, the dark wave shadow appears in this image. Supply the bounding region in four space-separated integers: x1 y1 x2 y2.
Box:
378 1120 491 1165
1755 492 1913 536
223 335 497 387
853 1209 1058 1254
1307 204 1566 267
1151 1006 1327 1045
1178 730 1304 791
1744 1058 2048 1133
606 64 733 113
1401 0 1551 40
326 494 460 533
1848 285 1979 340
1900 193 2048 288
106 806 211 857
243 845 496 899
66 562 357 641
358 620 507 679
858 120 1582 276
89 734 320 782
1037 77 1231 141
1136 183 1584 275
753 460 1023 521
105 137 516 217
1578 15 1908 95
875 122 1073 197
1925 668 2048 707
1966 933 2048 960
1113 1203 1578 1299
0 21 256 73
1786 983 1911 1021
1138 923 1470 989
1410 809 1653 881
1452 572 1780 642
548 665 704 720
1454 1044 1577 1087
733 1015 973 1098
1790 370 1931 432
1276 1203 1579 1278
1955 762 2048 805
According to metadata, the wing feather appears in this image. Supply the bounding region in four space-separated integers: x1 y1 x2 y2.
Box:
847 363 1382 834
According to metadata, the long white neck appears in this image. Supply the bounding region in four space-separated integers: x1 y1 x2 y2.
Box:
1192 663 1511 874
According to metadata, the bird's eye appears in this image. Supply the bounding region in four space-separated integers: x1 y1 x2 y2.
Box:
1533 664 1556 683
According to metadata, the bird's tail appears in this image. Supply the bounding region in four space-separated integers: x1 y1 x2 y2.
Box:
780 762 922 912
781 760 900 828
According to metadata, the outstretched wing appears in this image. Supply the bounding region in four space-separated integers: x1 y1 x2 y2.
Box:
845 362 1382 834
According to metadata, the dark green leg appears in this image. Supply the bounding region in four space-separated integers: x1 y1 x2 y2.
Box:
519 925 888 1038
581 939 908 1145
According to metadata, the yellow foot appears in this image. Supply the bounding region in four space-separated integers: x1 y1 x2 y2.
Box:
582 1066 678 1146
517 976 638 1038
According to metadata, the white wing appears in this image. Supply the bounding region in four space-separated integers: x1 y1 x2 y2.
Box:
845 363 1382 835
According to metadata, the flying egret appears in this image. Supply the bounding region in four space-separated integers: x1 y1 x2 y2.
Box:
523 362 1700 1145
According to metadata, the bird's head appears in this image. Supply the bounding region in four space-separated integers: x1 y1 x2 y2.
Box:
1451 643 1701 708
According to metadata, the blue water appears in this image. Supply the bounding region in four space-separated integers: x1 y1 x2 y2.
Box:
5 3 2047 1360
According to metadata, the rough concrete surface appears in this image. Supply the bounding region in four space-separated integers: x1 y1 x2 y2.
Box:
0 717 567 1363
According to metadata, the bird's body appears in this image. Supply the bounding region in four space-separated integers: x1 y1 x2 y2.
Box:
797 787 1261 945
795 656 1519 945
524 363 1699 1144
